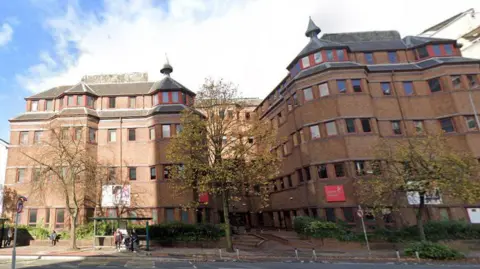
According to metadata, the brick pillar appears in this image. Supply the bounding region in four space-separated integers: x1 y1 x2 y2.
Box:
157 208 165 224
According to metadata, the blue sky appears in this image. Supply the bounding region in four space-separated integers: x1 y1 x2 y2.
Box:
0 0 479 142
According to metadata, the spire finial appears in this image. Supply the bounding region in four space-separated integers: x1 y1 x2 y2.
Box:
305 17 321 39
160 53 173 76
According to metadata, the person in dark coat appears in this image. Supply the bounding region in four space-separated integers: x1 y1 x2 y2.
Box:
50 231 57 246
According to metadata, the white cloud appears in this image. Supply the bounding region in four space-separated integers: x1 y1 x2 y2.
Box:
17 0 480 98
0 23 13 47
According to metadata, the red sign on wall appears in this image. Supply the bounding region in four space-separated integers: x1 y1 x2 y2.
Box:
324 185 346 202
199 193 209 204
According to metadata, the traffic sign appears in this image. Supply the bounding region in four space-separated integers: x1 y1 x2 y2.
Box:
357 209 364 218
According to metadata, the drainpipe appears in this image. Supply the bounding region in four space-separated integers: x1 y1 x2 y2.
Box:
120 117 123 182
390 70 410 135
468 65 480 129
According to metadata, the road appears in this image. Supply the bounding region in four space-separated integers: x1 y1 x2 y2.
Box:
1 259 479 269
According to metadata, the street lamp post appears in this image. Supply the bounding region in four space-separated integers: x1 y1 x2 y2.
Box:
11 196 27 269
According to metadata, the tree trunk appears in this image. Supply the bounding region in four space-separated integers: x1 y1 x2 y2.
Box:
222 193 233 252
69 209 79 250
416 193 426 241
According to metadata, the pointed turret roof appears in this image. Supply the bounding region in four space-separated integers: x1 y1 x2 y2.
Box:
305 17 321 38
149 58 195 95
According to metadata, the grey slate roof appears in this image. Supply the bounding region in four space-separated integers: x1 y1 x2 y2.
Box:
148 76 195 95
294 62 363 80
322 31 401 42
29 86 72 99
10 112 56 121
64 82 97 95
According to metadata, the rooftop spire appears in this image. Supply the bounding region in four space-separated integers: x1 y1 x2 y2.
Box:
160 53 173 76
305 16 321 39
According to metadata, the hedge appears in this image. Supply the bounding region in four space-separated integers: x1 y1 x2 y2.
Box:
405 241 464 260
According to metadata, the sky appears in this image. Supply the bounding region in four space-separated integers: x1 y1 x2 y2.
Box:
1 0 480 142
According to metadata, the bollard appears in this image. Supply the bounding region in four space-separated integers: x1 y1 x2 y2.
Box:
236 248 240 260
219 248 223 260
312 248 317 261
395 250 400 261
295 248 299 261
415 251 420 262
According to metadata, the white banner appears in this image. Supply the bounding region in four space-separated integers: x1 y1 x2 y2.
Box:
407 189 442 205
101 185 131 207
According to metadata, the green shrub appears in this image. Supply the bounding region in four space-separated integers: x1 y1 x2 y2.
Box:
305 220 342 239
293 216 315 235
405 241 464 260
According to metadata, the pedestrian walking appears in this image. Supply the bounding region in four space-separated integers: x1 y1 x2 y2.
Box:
5 227 13 247
130 229 138 252
50 230 57 246
114 229 123 251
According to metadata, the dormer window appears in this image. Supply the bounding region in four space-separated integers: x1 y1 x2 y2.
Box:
87 96 95 108
326 50 334 61
444 44 453 56
68 96 74 106
314 52 323 64
432 45 441 56
31 101 38 112
336 50 345 61
108 97 116 108
162 92 169 103
301 56 310 68
417 47 429 59
46 100 53 111
172 92 179 103
388 51 398 63
76 95 82 106
153 93 159 105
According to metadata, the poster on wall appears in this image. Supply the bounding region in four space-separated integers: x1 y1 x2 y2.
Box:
324 185 346 202
101 185 131 207
407 189 442 205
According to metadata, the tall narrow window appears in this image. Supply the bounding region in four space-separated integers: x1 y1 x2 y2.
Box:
172 92 179 103
336 49 345 61
432 45 441 56
108 129 117 142
162 125 171 138
129 97 136 108
343 208 355 223
28 209 37 227
108 167 116 181
361 118 372 132
108 97 116 108
467 74 479 88
128 128 136 141
364 53 374 64
181 210 189 223
414 121 424 134
444 44 453 55
325 121 338 136
326 50 334 61
153 93 159 105
440 118 455 133
292 93 298 106
46 100 54 111
149 127 155 140
417 47 429 58
314 52 323 63
334 163 345 177
55 209 65 229
465 116 477 131
162 92 170 103
32 168 41 181
33 131 42 144
128 167 137 180
345 119 356 133
388 51 397 63
301 56 310 68
337 80 347 93
31 101 38 111
293 132 299 146
89 128 96 143
150 167 157 180
304 167 311 181
318 83 329 97
352 79 362 92
68 96 74 106
20 131 28 145
75 128 82 141
163 165 170 180
451 75 462 89
87 96 94 108
317 164 328 179
303 87 313 101
381 82 391 95
245 112 251 120
17 168 25 183
297 169 304 182
325 208 336 222
403 81 414 96
175 124 183 135
354 161 366 176
76 95 82 105
310 125 320 139
391 121 402 135
45 209 50 224
428 78 442 93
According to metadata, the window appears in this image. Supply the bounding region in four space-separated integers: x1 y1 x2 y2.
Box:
365 210 376 222
299 129 305 143
444 44 453 56
75 128 82 141
87 96 94 108
354 161 366 176
128 167 137 180
336 49 345 61
345 119 356 133
337 80 347 93
89 128 96 143
325 208 336 222
153 93 159 106
68 96 74 106
129 97 136 108
391 121 402 135
277 112 283 125
381 82 391 95
382 208 394 223
28 209 37 227
342 208 355 223
364 53 374 64
61 128 69 140
417 47 429 58
168 92 178 103
46 100 53 111
287 175 293 187
334 163 345 177
451 75 462 89
465 116 477 131
162 92 170 103
108 167 116 181
108 129 116 142
297 169 304 182
325 121 337 136
34 131 42 144
31 101 38 111
388 51 397 63
17 168 25 183
352 79 362 92
440 118 455 133
76 95 82 105
32 168 41 181
282 143 288 156
310 125 320 139
428 78 442 93
292 93 298 106
292 132 299 146
318 83 329 97
162 125 171 138
245 112 251 120
163 165 170 180
360 118 371 132
432 45 441 56
414 121 424 134
175 124 183 135
326 50 334 61
303 87 313 101
181 210 189 223
149 127 155 140
372 160 382 175
108 97 116 108
166 209 175 222
20 131 28 145
128 128 136 141
317 164 328 179
403 81 414 95
45 209 50 224
314 52 323 63
304 167 311 181
301 56 310 68
467 74 479 88
279 179 284 189
248 137 254 144
55 209 65 229
150 167 157 180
